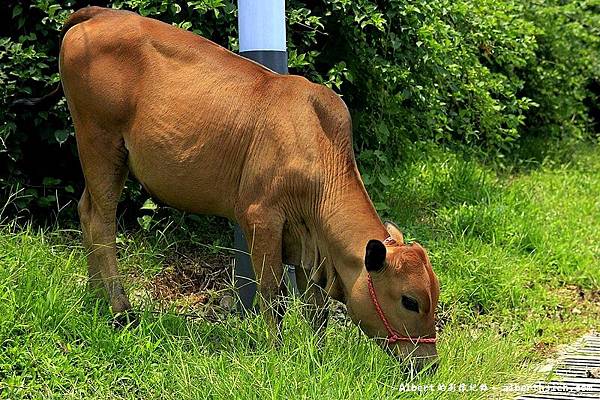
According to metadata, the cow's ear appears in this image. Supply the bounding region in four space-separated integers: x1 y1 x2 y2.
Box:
365 240 386 272
384 221 404 245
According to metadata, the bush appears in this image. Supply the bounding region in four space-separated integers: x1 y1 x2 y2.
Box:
0 0 598 219
521 0 600 140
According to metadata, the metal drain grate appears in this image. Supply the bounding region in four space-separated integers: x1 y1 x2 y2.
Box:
517 333 600 400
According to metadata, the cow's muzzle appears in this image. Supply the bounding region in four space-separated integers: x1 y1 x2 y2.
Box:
385 341 439 374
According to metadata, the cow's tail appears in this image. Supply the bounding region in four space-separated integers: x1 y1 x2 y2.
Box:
10 7 108 109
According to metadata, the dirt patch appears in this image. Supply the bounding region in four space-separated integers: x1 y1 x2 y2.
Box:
135 248 355 325
550 284 600 320
144 249 236 320
151 251 231 298
531 284 600 357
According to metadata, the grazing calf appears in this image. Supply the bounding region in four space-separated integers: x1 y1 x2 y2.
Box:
23 7 440 369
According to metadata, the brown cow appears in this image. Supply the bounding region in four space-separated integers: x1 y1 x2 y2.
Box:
23 7 440 369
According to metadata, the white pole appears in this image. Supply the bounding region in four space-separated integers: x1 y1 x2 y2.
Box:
239 0 286 52
235 0 292 313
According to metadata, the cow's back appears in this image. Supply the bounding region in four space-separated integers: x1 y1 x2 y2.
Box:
60 8 353 219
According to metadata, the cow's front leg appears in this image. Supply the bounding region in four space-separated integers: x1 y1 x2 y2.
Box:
237 207 286 342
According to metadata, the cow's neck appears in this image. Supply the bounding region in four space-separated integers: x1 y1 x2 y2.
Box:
315 167 388 301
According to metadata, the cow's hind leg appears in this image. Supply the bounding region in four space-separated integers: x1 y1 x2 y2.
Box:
76 124 132 319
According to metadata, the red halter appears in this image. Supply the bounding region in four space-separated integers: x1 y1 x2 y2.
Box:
366 238 437 345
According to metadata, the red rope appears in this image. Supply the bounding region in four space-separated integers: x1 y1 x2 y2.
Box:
367 272 437 344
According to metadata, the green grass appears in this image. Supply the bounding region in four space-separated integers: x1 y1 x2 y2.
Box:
1 143 599 399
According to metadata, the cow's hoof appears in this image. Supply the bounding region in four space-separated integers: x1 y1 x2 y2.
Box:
112 311 140 329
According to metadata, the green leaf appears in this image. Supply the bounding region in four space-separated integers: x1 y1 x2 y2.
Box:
171 4 182 14
141 198 158 211
37 194 56 208
374 202 389 211
376 121 390 143
42 177 61 186
378 174 392 186
137 215 153 231
12 5 22 18
54 130 69 144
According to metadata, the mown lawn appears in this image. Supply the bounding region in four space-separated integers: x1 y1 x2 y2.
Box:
1 144 599 399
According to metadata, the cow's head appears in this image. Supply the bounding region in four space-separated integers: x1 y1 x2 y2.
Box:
346 222 439 371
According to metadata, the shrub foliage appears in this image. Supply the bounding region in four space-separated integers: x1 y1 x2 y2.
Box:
0 0 598 218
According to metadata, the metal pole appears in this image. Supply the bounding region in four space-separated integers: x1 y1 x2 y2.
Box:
235 0 297 314
233 225 255 313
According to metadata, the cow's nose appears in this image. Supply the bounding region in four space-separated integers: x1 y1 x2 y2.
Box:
386 349 439 374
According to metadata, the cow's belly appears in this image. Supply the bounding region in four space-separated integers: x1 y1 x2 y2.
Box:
124 122 246 220
121 63 261 219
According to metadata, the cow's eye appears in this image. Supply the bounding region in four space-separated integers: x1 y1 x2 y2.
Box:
401 296 419 313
